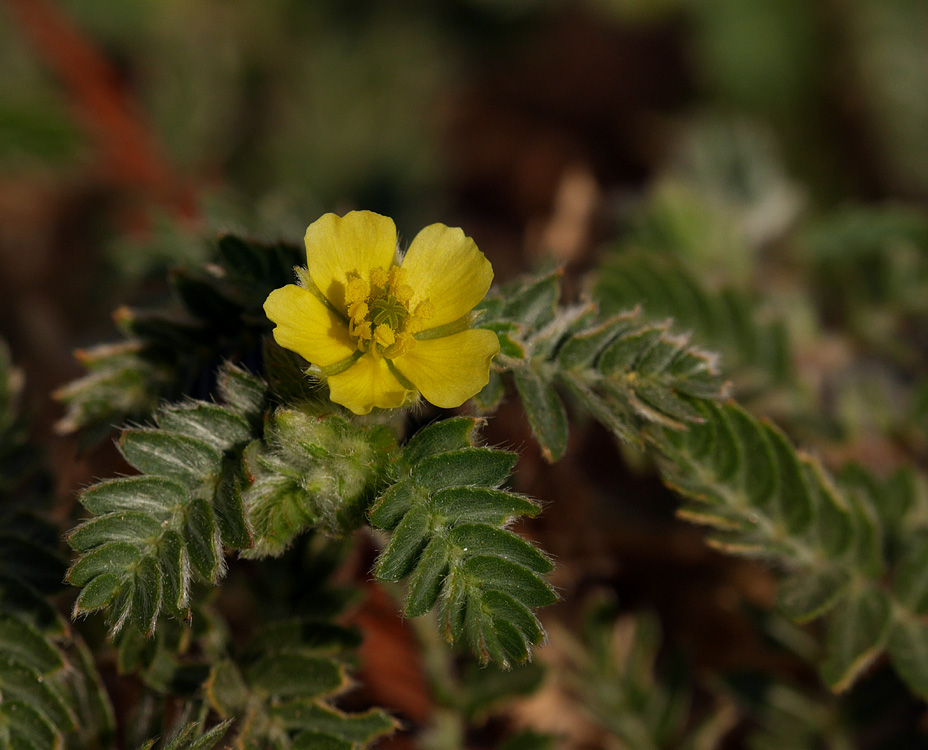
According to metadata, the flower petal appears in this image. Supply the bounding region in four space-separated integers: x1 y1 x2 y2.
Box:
264 284 355 367
327 354 413 415
392 329 500 409
401 224 493 329
305 211 397 314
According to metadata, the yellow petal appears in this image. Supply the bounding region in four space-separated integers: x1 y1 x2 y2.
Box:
305 211 397 314
327 354 414 415
392 329 500 409
400 224 493 329
264 285 355 367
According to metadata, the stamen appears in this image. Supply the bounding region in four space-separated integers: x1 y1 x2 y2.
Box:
394 284 414 304
347 300 369 323
344 263 433 358
394 332 414 355
415 300 435 321
370 267 389 288
374 324 396 348
345 277 368 305
352 321 372 341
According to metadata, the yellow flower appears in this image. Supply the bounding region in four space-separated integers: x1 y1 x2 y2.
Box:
264 211 501 415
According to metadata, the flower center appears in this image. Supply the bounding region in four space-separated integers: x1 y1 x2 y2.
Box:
344 266 434 359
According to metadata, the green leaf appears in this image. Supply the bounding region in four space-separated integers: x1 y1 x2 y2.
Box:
184 498 223 582
371 421 554 667
57 234 284 440
213 470 254 550
400 417 481 467
375 503 431 582
777 566 851 622
498 270 561 329
119 430 222 486
68 512 162 552
0 701 59 750
207 616 396 750
271 703 398 744
247 654 346 699
820 587 891 692
67 543 141 587
216 363 267 419
463 556 558 609
803 458 854 559
649 399 928 697
367 480 421 530
594 251 792 393
158 530 188 612
449 525 552 574
888 617 928 700
479 269 727 457
204 660 249 717
80 477 186 520
764 422 813 534
404 536 451 617
130 556 163 635
73 574 121 614
892 530 928 613
66 366 263 634
157 403 252 452
513 367 569 462
430 487 540 525
0 659 76 732
412 448 517 492
0 618 63 675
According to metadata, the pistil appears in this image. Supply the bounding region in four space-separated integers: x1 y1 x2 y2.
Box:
345 266 433 358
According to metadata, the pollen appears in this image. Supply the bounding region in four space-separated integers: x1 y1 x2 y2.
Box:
374 324 395 348
345 264 432 359
345 277 368 305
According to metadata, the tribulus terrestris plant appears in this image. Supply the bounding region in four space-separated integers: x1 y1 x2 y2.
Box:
8 201 928 750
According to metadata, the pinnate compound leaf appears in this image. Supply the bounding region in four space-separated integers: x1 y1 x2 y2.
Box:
206 619 397 750
0 341 115 749
66 363 264 634
370 418 554 667
478 270 727 461
594 251 792 395
136 720 232 750
652 397 928 696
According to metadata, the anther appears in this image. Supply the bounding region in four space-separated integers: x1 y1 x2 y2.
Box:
370 268 389 288
374 324 395 349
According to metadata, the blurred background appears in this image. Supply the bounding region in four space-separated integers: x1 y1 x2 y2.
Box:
4 0 928 419
3 1 928 745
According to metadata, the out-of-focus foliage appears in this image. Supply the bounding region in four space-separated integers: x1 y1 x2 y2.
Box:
558 597 737 750
0 7 84 169
0 342 115 750
55 236 300 443
206 619 398 750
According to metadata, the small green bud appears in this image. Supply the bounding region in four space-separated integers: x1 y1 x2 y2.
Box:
242 408 397 557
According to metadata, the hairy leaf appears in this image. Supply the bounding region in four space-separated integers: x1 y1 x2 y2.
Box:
66 364 264 634
477 270 727 461
370 418 553 668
